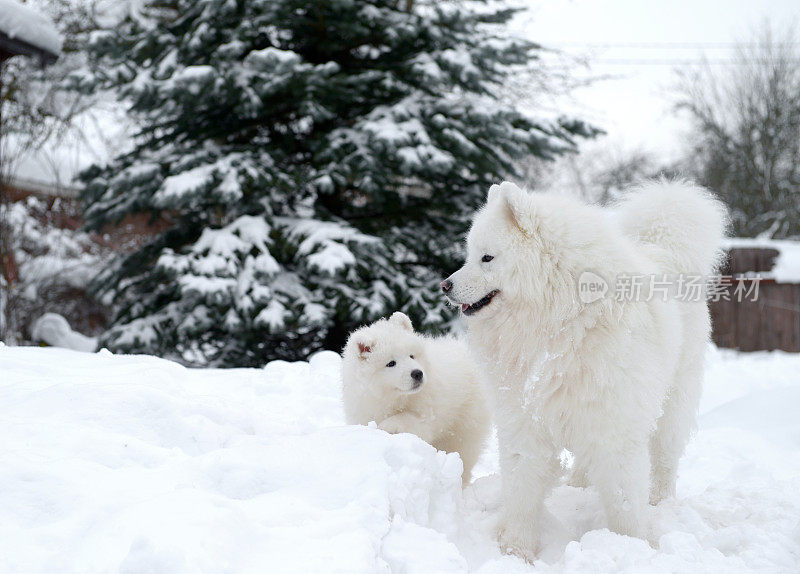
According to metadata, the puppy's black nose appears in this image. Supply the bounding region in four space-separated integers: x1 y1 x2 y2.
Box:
411 369 423 382
441 279 453 293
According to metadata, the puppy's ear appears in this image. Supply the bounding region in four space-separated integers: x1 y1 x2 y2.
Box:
356 338 376 360
388 311 413 332
487 181 524 202
495 181 536 236
487 183 503 203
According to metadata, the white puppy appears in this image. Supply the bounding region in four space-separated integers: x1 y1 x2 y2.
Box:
442 180 726 556
342 312 491 484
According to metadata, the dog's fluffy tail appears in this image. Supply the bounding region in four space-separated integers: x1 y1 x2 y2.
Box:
616 180 728 276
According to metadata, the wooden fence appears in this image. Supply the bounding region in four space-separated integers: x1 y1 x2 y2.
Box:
710 247 800 352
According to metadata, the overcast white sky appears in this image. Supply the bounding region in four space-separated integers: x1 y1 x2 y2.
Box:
514 0 800 162
11 0 800 186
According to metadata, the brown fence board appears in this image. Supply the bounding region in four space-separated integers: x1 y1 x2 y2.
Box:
710 246 800 352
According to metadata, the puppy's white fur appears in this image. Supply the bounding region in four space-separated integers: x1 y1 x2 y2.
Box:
444 180 726 556
342 312 491 484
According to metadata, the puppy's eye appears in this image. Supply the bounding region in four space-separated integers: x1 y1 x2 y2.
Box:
481 254 494 263
409 354 414 359
386 360 396 368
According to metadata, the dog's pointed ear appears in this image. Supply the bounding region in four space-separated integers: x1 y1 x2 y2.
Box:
490 181 536 235
487 183 504 203
487 181 523 203
356 338 376 360
388 311 413 332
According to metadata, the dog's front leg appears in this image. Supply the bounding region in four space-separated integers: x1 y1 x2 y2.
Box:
378 412 439 445
496 429 559 560
588 438 650 540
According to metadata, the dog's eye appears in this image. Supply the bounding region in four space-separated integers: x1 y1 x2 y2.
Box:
409 354 414 359
481 254 494 263
386 360 396 367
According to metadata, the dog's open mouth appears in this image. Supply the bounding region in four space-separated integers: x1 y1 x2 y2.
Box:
461 290 499 316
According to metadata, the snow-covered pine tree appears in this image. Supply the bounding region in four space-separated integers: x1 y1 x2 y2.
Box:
77 0 595 366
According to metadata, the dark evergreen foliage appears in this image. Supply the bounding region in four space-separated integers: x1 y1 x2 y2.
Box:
77 0 594 365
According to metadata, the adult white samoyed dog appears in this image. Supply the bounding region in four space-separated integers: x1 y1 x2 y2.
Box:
341 312 491 484
442 180 727 557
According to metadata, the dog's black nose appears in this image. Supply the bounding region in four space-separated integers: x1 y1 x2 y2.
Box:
411 369 423 382
441 279 453 293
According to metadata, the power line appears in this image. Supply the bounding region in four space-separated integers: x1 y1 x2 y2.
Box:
590 58 800 66
546 41 800 49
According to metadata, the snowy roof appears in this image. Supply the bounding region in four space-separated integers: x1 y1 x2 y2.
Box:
724 237 800 283
6 174 79 198
0 0 62 58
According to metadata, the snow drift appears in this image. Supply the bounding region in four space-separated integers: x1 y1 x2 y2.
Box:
31 313 97 352
0 344 798 572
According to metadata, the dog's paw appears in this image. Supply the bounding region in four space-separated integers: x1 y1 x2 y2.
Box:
377 418 404 435
649 480 675 506
496 519 539 564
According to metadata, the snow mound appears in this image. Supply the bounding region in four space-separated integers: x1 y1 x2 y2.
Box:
0 345 799 572
0 348 465 572
0 0 62 55
31 313 97 352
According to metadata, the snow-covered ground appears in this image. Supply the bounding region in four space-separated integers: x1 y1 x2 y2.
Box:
1 344 798 573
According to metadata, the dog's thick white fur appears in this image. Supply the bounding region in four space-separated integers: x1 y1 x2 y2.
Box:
341 312 491 484
443 180 727 556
